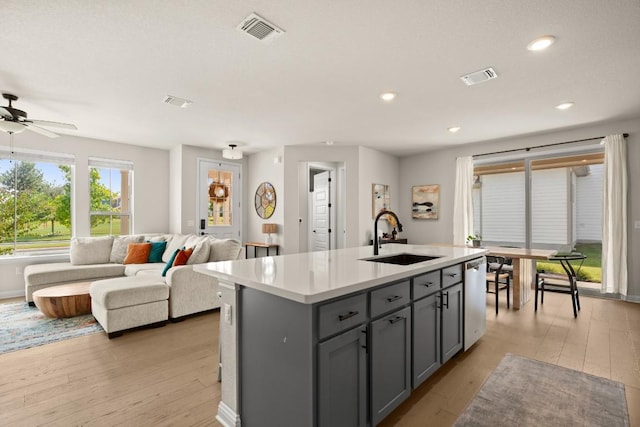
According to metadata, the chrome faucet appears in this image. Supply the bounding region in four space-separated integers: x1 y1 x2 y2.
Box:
373 210 403 255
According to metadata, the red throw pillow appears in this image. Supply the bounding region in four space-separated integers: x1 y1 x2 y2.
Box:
123 243 152 265
172 247 194 266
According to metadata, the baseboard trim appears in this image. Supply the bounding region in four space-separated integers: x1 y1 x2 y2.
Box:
216 401 241 427
0 290 25 300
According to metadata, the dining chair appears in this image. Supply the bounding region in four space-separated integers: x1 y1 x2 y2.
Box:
486 255 511 314
535 253 585 318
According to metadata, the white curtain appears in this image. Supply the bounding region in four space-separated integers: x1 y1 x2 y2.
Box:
601 134 628 295
453 156 475 245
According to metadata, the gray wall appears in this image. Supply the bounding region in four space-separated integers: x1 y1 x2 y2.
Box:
399 117 640 301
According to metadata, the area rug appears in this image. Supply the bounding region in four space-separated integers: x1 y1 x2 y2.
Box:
0 302 103 355
455 353 629 427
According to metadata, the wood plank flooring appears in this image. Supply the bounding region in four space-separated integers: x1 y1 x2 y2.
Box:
1 293 639 426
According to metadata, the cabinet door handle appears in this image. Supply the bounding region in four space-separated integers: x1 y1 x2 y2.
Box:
447 273 458 278
338 310 359 321
389 315 405 324
422 281 434 287
443 291 449 309
386 295 402 303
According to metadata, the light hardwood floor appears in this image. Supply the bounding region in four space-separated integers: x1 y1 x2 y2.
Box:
1 293 639 426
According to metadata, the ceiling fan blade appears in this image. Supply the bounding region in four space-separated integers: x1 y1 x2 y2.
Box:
0 107 11 118
27 119 77 130
24 123 60 138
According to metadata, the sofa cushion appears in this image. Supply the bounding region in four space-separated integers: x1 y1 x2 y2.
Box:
70 236 115 265
90 277 169 310
124 263 165 277
208 238 242 262
184 235 211 265
24 262 125 286
123 243 152 264
162 234 191 262
147 241 167 263
110 235 144 264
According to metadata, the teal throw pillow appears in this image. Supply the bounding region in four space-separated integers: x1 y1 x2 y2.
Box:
147 240 167 263
162 248 181 277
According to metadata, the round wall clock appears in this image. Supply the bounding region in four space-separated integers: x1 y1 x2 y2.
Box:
255 182 276 219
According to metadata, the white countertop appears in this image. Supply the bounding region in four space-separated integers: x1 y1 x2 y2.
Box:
195 244 487 304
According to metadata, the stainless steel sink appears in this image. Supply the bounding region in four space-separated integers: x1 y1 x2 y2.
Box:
364 253 441 265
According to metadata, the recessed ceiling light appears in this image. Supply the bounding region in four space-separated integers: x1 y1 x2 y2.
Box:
555 102 574 110
448 127 461 133
380 92 397 102
325 140 334 145
527 35 556 51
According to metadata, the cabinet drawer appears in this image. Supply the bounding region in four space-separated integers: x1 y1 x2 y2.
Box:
370 280 410 318
442 264 463 287
412 270 441 300
318 294 367 340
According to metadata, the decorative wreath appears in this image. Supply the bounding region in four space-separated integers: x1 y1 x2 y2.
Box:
209 182 229 201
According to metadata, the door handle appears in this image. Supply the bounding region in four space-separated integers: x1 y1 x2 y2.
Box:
443 291 450 309
386 295 402 303
200 219 206 229
338 311 359 321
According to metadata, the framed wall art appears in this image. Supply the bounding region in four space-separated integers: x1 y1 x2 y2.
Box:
372 183 389 218
412 184 439 219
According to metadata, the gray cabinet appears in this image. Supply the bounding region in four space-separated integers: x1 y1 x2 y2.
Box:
442 282 463 363
318 325 367 427
412 293 441 387
370 306 412 426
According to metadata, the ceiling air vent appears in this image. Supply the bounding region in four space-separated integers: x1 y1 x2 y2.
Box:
237 13 285 42
162 95 192 108
460 67 498 86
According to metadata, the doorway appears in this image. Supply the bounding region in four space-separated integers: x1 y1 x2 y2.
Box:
197 159 242 239
304 162 345 252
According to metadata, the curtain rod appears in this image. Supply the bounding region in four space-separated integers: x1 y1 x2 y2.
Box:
473 133 629 158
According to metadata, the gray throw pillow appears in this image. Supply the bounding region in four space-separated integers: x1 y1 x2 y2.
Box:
70 236 115 265
208 238 242 262
110 235 144 264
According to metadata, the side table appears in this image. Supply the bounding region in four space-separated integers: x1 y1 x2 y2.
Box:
245 242 280 258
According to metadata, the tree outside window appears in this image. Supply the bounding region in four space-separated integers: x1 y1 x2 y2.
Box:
88 159 133 236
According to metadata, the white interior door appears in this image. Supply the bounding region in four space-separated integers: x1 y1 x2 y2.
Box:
197 159 242 239
311 171 330 251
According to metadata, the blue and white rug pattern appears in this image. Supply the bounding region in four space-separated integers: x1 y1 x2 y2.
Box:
0 302 103 355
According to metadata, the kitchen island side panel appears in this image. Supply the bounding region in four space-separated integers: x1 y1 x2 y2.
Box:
239 286 315 427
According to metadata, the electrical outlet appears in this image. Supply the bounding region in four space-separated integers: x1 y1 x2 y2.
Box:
187 219 195 227
15 266 23 275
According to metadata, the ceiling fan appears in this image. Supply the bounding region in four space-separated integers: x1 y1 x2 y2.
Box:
0 93 77 138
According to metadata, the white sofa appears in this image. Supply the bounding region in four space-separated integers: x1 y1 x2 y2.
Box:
24 234 242 336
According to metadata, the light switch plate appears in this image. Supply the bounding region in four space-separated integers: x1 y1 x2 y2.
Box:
635 220 640 230
224 303 232 324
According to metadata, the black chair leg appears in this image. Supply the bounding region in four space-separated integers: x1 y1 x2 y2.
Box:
534 273 539 312
506 277 510 309
495 283 499 315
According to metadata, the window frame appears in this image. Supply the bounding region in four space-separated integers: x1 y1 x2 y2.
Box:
88 157 134 237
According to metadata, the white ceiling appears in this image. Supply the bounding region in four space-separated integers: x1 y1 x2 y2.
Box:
2 1 640 156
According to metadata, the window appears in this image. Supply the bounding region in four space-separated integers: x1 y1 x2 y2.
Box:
0 149 74 256
473 150 604 283
88 158 133 236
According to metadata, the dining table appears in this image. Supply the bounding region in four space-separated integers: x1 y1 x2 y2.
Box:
433 244 557 309
480 246 557 309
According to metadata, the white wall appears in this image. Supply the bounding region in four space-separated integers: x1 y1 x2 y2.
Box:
246 148 284 245
0 132 170 298
358 146 400 245
399 117 640 301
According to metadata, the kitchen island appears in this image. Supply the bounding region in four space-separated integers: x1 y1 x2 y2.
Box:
195 244 486 427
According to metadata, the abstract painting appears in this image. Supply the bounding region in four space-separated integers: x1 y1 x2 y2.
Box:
412 184 439 219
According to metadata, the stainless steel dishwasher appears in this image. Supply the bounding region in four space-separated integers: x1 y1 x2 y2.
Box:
464 257 487 350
